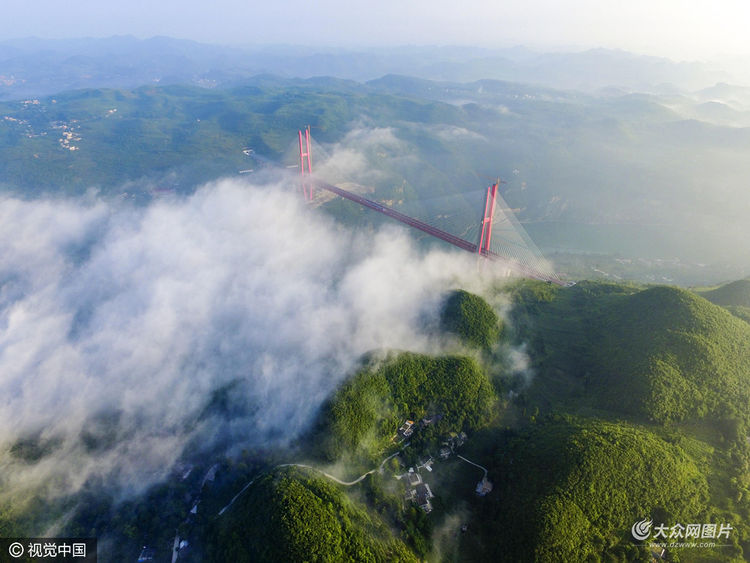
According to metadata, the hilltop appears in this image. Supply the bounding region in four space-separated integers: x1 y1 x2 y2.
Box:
204 467 418 562
700 278 750 307
511 281 750 424
465 416 710 562
316 351 497 463
197 291 503 562
440 289 502 349
591 286 750 423
698 279 750 323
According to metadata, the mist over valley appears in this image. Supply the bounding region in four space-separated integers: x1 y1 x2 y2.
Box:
1 33 749 562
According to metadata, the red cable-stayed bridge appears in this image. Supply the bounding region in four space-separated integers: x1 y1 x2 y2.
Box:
274 127 565 285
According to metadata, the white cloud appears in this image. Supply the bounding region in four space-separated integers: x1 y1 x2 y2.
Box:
313 126 407 187
0 178 502 502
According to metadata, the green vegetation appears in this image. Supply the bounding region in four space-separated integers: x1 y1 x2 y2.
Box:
0 82 464 198
204 467 417 562
1 55 749 559
6 277 750 561
318 351 496 462
441 289 502 349
465 416 711 562
697 279 750 323
495 279 750 561
8 435 63 463
699 279 750 308
591 286 750 424
725 305 750 324
2 75 749 274
510 280 750 425
194 301 503 562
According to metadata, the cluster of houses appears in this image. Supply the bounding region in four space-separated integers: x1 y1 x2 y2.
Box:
394 414 444 443
402 468 436 513
439 431 467 460
395 419 492 513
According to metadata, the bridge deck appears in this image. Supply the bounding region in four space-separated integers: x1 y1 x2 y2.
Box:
312 179 564 285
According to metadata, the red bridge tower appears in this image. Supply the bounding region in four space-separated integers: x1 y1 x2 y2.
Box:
298 126 313 201
477 181 498 255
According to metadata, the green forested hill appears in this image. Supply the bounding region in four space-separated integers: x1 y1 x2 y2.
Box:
700 279 750 307
205 467 417 562
200 294 501 562
200 280 750 562
318 351 496 462
466 417 711 562
0 81 465 197
441 289 502 349
511 281 750 425
698 279 750 323
591 286 750 424
498 280 750 561
206 281 750 561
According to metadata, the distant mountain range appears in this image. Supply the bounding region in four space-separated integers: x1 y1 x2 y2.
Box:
1 39 748 281
1 71 749 279
0 36 742 100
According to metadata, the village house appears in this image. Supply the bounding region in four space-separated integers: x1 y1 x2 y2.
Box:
398 420 415 439
415 483 435 513
475 476 493 496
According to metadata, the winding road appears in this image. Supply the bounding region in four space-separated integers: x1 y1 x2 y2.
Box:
456 454 488 479
217 452 401 516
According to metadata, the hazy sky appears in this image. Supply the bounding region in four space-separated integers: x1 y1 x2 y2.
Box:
1 0 748 60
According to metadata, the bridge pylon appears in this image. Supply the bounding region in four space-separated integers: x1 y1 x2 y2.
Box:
298 126 314 201
477 181 498 255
